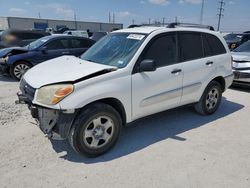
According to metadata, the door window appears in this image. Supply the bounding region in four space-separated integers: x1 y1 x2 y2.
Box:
142 34 177 67
179 32 203 61
70 38 93 48
46 39 69 50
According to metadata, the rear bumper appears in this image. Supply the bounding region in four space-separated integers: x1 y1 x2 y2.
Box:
16 92 77 140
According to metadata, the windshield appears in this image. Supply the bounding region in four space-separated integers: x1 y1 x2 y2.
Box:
233 41 250 52
81 33 146 68
27 36 51 50
224 34 243 41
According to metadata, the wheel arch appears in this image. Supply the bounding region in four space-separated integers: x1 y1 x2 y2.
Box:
211 76 226 92
11 59 33 67
78 97 127 126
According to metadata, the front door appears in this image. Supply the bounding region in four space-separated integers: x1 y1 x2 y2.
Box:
132 33 183 120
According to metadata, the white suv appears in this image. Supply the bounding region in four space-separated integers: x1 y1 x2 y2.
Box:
17 24 234 157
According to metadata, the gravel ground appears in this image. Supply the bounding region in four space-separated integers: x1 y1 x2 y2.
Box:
0 74 250 188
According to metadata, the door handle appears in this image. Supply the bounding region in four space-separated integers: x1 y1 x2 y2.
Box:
171 69 182 74
206 61 214 66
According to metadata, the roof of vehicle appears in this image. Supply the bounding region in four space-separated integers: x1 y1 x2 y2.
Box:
64 30 87 33
2 29 49 35
113 26 219 35
44 35 91 39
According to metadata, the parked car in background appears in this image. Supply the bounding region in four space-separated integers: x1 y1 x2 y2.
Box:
0 29 50 49
63 30 89 38
90 31 108 41
17 25 233 157
231 41 250 87
0 35 95 80
224 33 250 50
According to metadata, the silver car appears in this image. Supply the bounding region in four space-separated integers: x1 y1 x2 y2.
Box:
232 41 250 87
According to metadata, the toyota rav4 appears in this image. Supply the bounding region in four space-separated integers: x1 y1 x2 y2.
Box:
17 24 234 157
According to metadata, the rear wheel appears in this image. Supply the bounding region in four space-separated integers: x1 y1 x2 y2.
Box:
195 81 222 115
69 103 122 157
10 61 32 80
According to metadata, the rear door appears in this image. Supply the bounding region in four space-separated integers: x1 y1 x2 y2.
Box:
132 33 183 120
68 38 94 57
179 32 226 104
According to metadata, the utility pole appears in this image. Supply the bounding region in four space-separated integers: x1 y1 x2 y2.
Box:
162 17 165 26
113 13 115 24
38 12 41 19
132 19 135 25
217 0 225 31
149 18 151 25
200 0 205 24
74 12 77 30
175 16 178 23
109 12 111 23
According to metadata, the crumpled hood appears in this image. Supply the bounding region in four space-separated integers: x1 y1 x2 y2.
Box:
0 47 28 57
232 52 250 62
23 56 116 88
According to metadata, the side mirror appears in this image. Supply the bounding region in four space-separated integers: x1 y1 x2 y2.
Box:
41 46 48 54
138 59 157 72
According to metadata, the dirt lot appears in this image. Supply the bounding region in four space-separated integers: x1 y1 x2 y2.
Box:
0 74 250 188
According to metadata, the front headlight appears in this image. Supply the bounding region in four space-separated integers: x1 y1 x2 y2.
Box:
0 56 9 63
36 84 74 105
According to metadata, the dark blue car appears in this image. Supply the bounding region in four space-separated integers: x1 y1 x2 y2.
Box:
0 35 95 80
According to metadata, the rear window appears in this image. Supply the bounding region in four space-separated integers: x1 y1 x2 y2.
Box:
203 33 226 56
179 32 203 61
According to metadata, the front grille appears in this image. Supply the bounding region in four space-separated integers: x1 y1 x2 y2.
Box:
20 79 36 101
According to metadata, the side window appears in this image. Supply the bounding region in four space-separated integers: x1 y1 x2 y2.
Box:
46 39 69 50
204 33 226 55
202 34 213 57
179 32 203 61
70 39 92 48
143 34 177 67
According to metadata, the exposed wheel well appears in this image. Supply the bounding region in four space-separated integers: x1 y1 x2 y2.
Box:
83 98 127 126
212 76 226 92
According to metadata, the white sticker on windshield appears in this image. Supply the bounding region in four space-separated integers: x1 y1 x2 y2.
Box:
117 60 124 65
127 34 145 40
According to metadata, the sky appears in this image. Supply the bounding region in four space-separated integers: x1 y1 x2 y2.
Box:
0 0 249 32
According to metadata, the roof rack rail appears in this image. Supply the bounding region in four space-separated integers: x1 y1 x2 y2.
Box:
167 22 215 31
128 24 143 28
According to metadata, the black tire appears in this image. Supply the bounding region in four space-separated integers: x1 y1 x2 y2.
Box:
10 61 32 80
195 81 222 115
69 103 122 157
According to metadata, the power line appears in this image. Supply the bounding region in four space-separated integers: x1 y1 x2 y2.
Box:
200 0 205 24
217 0 225 31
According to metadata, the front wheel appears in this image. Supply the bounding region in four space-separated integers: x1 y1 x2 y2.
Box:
69 103 122 157
10 61 32 80
195 81 222 115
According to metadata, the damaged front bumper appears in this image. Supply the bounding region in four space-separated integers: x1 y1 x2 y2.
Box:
16 92 77 140
0 63 9 74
